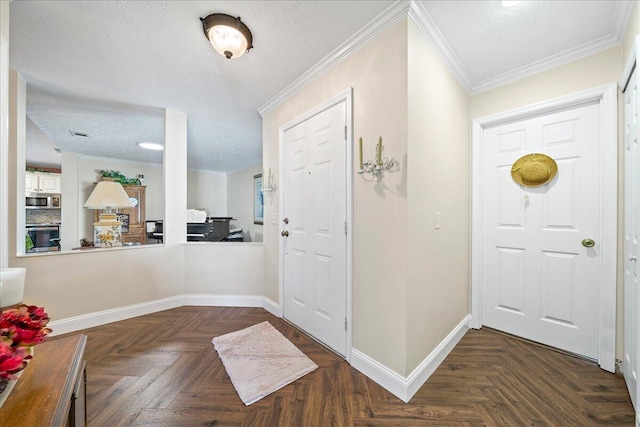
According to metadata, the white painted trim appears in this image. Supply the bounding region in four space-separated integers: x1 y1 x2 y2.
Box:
47 294 468 403
408 1 473 92
345 89 354 363
471 36 622 95
471 83 618 372
262 296 280 317
351 315 471 402
350 349 409 401
278 123 285 318
409 0 630 95
49 294 281 337
183 294 264 307
620 37 637 92
258 0 632 113
258 1 410 116
48 296 185 336
278 89 354 361
598 84 618 373
0 35 8 269
611 1 635 41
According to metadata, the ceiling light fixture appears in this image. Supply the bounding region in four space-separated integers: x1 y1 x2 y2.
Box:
200 13 253 59
501 0 523 6
137 142 164 151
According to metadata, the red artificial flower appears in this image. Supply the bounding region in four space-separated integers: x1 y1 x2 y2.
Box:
0 305 50 331
0 339 25 379
0 304 51 380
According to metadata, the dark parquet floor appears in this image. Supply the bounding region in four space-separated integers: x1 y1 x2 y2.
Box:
52 306 635 426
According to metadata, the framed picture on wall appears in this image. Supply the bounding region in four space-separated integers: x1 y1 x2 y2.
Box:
116 213 130 233
254 174 264 225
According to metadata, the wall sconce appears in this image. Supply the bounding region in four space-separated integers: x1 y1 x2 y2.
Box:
357 137 397 181
84 181 133 247
261 168 277 196
200 13 253 59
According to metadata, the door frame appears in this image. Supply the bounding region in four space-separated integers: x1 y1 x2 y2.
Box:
471 83 618 372
277 88 354 361
620 35 640 421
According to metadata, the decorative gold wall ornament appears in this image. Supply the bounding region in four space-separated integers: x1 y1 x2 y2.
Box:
511 153 558 187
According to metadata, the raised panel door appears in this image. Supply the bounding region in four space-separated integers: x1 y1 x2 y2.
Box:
282 101 347 356
482 102 601 359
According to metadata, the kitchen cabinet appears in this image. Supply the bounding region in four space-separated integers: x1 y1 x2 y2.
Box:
95 185 146 245
25 172 61 194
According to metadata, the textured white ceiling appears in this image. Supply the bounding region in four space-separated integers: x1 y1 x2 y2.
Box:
11 0 395 171
420 0 629 91
10 1 632 172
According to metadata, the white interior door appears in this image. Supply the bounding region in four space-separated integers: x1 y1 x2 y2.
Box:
482 102 602 359
624 67 639 410
282 101 347 356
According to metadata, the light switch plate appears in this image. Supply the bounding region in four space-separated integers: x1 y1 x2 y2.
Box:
271 213 277 224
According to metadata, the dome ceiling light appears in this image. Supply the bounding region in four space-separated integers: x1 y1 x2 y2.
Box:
200 13 253 59
137 142 164 151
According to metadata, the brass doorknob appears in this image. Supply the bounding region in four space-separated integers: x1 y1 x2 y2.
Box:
582 239 595 248
281 230 289 237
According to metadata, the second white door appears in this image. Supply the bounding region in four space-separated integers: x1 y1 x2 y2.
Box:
482 102 602 359
282 101 347 356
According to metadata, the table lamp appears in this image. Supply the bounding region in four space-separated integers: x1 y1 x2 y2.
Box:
84 181 133 247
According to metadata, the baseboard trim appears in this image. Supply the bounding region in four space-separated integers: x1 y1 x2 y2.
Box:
48 295 469 404
183 294 263 307
351 314 471 402
262 297 280 317
49 294 282 336
48 295 185 336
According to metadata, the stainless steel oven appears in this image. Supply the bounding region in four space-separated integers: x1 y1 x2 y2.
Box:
26 193 61 210
26 224 61 252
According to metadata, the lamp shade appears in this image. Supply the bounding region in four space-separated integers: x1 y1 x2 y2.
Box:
200 13 253 59
84 181 133 210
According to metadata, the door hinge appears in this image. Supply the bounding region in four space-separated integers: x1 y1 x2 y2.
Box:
344 221 347 236
344 126 347 140
344 318 347 331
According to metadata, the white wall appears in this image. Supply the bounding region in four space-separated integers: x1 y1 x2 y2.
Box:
8 94 188 321
262 19 410 375
406 20 470 372
183 243 264 295
187 169 227 217
227 164 263 242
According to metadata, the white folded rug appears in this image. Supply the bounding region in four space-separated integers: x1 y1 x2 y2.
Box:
211 321 318 405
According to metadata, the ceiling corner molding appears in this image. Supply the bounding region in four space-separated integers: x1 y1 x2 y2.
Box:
258 1 411 117
611 0 635 41
619 37 636 91
470 35 622 96
407 1 473 93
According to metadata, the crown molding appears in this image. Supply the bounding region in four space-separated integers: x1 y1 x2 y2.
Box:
619 36 637 91
258 1 411 117
611 0 635 41
470 35 622 95
258 0 634 109
407 1 473 93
